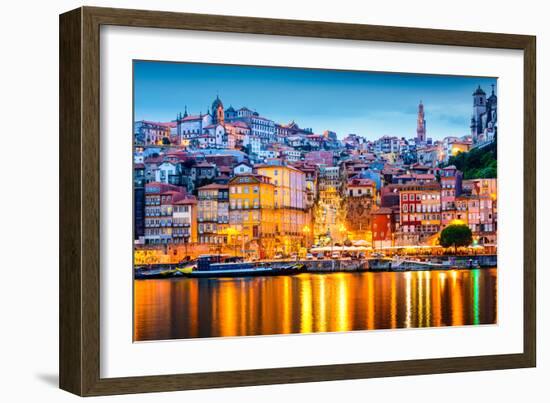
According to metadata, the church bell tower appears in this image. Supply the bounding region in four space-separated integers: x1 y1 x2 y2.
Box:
416 101 426 142
211 95 225 125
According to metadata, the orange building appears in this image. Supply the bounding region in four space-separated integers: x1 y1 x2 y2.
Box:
255 164 308 254
228 174 276 259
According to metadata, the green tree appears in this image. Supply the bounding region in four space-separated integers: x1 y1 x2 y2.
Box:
439 224 473 253
444 138 497 179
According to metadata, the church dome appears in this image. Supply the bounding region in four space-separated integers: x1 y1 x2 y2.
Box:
473 85 486 96
211 96 223 112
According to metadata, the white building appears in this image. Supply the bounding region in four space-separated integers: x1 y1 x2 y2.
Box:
177 113 212 141
244 134 262 156
282 148 301 162
203 124 229 148
233 162 253 175
258 148 279 160
155 161 178 183
172 197 197 243
373 136 400 154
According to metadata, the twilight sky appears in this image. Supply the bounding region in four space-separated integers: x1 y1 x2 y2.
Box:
134 60 497 141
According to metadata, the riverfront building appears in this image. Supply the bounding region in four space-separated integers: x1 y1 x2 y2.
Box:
143 182 195 245
255 164 308 253
172 196 198 244
398 182 442 245
228 174 277 259
197 183 229 245
134 88 498 260
372 207 394 249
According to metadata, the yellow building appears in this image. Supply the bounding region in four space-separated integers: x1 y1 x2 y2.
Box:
228 174 276 259
255 164 308 254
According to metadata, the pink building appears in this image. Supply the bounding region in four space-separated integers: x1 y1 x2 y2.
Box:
304 150 334 166
440 165 463 226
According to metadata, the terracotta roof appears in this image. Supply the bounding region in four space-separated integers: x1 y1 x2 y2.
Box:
400 181 441 191
174 196 197 205
144 156 163 164
229 173 273 185
232 121 249 128
181 114 205 121
382 168 403 174
347 178 376 187
198 183 229 191
138 120 175 128
411 163 431 169
254 163 301 172
160 190 188 204
414 174 436 180
218 166 232 173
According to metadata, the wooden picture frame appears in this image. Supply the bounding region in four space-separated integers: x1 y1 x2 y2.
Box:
59 6 536 396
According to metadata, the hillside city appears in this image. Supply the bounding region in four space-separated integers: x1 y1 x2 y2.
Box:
133 85 498 263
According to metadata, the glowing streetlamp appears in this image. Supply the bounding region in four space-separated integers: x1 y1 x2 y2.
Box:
302 225 311 249
224 226 239 257
338 223 348 243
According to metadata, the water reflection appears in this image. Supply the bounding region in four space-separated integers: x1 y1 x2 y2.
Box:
134 268 497 341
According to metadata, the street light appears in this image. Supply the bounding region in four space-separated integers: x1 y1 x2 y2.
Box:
338 223 348 244
224 226 239 257
302 225 311 249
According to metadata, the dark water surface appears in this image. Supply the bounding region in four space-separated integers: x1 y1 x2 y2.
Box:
134 268 497 341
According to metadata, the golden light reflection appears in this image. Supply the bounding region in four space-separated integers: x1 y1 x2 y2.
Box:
424 271 432 326
431 272 442 327
315 276 327 333
281 276 292 334
219 280 238 337
390 274 397 328
133 269 497 341
404 272 412 328
451 271 464 326
417 271 424 326
335 273 351 332
300 276 313 333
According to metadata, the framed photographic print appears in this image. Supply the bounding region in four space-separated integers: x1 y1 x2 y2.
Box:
59 6 536 396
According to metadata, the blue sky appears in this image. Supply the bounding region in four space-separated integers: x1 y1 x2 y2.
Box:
134 60 497 141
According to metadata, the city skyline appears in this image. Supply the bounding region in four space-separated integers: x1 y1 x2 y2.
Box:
133 60 498 341
134 60 497 141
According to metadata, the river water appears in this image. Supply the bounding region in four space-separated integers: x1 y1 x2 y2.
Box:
134 268 497 341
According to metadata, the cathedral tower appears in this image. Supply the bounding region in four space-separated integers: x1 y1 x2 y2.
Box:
416 101 426 142
211 95 225 125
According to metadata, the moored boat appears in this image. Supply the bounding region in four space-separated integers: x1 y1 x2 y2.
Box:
184 255 305 278
135 255 306 279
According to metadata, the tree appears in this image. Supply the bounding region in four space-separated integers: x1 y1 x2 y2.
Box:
439 224 473 254
445 138 497 179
